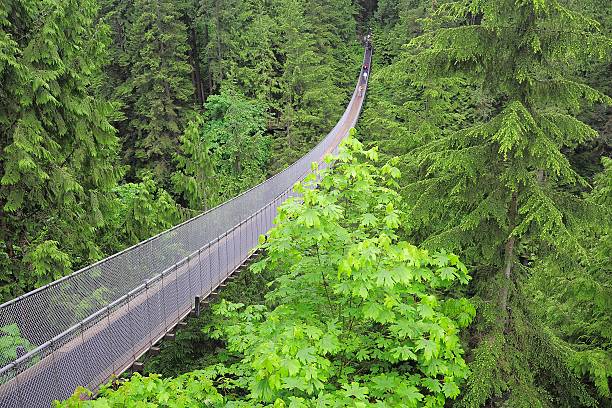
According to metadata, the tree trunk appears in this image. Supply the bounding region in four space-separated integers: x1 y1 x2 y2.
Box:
188 24 205 105
202 22 214 94
500 191 518 326
0 209 13 258
214 0 223 87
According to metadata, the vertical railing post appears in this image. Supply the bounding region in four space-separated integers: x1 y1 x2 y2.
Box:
144 280 152 349
48 338 62 397
216 237 221 289
228 230 233 276
255 211 259 249
127 294 135 368
223 232 229 280
217 235 226 286
207 243 213 294
262 203 266 233
234 225 239 268
239 221 243 264
270 199 274 230
251 214 256 250
194 296 201 317
174 264 180 323
161 272 167 332
79 322 91 390
106 307 116 377
198 248 203 297
235 226 240 269
188 254 193 304
14 362 25 408
258 209 263 243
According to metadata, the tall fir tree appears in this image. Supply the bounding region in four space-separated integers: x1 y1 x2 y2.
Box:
224 0 280 106
97 0 134 102
119 0 196 180
525 156 612 402
372 0 432 64
0 0 121 300
200 0 240 93
395 0 612 406
271 0 352 171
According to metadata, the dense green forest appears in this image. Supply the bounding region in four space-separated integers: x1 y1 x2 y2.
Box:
0 0 359 301
1 0 611 407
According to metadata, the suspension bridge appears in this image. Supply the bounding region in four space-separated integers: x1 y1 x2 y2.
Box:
0 47 372 408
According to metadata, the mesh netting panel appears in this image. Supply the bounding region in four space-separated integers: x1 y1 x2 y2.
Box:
210 240 220 291
0 367 20 407
128 289 151 363
0 48 372 407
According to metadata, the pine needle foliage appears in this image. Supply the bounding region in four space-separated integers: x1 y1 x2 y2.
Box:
526 156 612 400
119 0 196 181
360 52 484 163
0 0 121 299
394 1 612 406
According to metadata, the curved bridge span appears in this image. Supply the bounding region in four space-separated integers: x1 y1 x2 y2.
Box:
0 47 372 408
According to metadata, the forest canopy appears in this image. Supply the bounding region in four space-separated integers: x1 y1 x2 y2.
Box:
0 0 360 301
0 0 610 407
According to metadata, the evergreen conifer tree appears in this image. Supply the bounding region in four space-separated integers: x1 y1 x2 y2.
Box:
200 0 240 93
0 0 120 299
224 0 280 106
398 1 611 406
271 0 349 171
526 156 612 401
120 0 196 180
372 0 431 64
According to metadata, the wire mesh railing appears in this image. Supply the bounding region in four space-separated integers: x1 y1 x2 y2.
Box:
0 47 372 408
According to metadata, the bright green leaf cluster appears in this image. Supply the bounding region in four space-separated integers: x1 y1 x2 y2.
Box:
55 135 473 407
208 135 474 406
55 372 223 408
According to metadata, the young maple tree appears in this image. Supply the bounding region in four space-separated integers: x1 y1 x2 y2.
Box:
55 135 475 408
203 135 475 407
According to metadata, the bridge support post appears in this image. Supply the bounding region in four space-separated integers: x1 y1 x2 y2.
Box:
194 296 201 317
132 361 144 373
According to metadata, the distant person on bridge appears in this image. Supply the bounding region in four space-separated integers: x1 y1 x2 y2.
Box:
362 71 368 83
358 85 363 97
